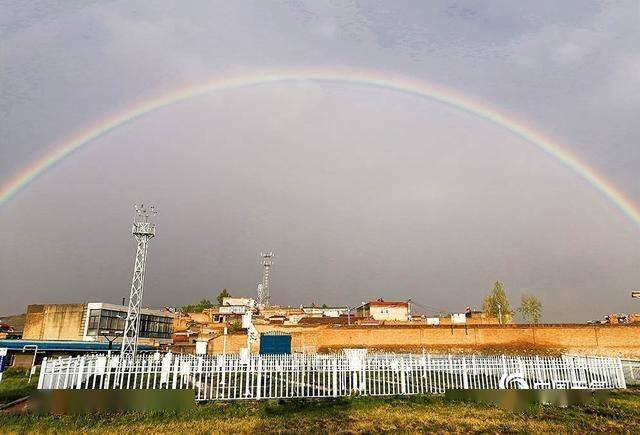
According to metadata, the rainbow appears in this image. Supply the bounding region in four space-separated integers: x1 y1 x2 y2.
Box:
1 67 639 228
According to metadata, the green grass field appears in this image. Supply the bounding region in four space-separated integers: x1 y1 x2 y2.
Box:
1 370 639 433
1 385 639 434
0 370 36 406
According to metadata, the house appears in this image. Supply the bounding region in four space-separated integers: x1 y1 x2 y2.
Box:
219 305 250 315
301 306 349 318
356 299 410 321
23 303 173 345
222 297 256 308
2 302 173 368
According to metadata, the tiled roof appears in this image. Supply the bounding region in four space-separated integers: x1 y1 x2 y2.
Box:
298 317 350 325
366 301 409 307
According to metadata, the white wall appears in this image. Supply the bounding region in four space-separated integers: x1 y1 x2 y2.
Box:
370 306 408 321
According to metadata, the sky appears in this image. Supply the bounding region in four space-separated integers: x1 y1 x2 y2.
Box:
1 1 639 322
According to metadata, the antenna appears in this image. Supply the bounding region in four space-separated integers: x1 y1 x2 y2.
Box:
121 204 157 359
257 251 274 307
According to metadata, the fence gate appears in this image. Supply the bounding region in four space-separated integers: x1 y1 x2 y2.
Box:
259 332 291 355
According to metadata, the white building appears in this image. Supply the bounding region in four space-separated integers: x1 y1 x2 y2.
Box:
83 302 173 345
218 305 249 315
357 300 410 321
301 306 349 318
222 297 256 308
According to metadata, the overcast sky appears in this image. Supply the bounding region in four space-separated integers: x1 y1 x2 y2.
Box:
1 1 639 321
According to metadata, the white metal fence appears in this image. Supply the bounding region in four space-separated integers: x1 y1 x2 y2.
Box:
620 359 640 386
38 352 626 401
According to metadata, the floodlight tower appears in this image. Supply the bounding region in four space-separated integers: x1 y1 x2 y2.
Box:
121 204 157 358
257 252 274 307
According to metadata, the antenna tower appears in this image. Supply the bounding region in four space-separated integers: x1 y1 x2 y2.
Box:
257 251 274 307
121 204 157 358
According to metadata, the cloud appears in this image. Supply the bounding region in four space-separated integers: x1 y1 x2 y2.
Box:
601 52 640 104
1 1 639 322
316 21 337 39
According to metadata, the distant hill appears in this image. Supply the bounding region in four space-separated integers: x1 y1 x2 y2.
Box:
0 313 26 333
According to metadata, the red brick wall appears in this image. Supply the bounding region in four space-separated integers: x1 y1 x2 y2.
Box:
205 324 640 358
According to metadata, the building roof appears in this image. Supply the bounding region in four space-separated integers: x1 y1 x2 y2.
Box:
302 306 349 310
365 300 409 307
89 302 174 318
297 316 350 325
184 313 211 323
0 339 157 351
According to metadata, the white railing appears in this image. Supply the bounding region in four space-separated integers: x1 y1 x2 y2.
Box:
620 359 640 386
38 352 626 401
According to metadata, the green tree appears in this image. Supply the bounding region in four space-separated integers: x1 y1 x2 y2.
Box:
483 280 512 322
518 295 543 324
227 320 243 333
181 299 214 313
217 288 231 305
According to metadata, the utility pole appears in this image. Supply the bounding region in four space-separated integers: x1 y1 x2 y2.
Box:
121 204 157 359
257 251 274 307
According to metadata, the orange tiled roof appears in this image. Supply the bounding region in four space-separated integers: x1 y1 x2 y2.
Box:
366 300 409 307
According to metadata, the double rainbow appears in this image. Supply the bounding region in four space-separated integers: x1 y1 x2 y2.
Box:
1 68 638 228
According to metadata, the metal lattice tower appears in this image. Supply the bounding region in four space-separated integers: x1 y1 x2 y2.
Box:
121 204 157 358
257 251 274 307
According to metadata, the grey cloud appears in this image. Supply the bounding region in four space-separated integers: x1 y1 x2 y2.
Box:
1 1 639 322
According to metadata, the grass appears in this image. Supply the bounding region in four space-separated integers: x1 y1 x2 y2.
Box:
0 389 639 434
0 370 36 406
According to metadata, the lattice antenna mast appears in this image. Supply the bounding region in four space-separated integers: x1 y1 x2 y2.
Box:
121 204 157 358
257 251 274 307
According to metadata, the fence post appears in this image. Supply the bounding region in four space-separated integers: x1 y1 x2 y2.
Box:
462 357 469 389
37 357 47 389
616 357 627 389
361 356 367 395
256 357 262 400
400 357 407 395
333 358 338 397
75 356 85 389
245 357 253 398
172 355 179 389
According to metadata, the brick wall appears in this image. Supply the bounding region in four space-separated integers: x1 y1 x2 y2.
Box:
208 333 254 354
208 323 640 358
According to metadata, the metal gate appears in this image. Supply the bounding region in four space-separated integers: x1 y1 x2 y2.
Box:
259 332 291 355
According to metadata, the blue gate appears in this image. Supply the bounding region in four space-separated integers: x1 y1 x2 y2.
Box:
259 332 291 355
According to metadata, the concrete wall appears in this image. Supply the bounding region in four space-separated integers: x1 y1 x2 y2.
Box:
208 323 640 358
22 304 86 340
371 306 408 321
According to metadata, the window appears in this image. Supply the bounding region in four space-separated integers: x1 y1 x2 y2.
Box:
86 309 125 336
85 308 172 339
87 309 101 335
138 313 173 339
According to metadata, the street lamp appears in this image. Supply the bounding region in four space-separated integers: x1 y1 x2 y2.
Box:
100 313 125 355
347 302 366 326
100 330 124 355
